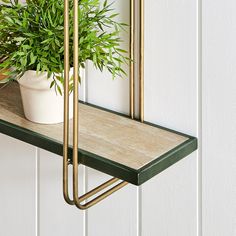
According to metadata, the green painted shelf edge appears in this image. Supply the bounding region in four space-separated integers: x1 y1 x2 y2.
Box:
0 102 197 186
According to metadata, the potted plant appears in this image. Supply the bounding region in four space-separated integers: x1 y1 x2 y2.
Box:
0 0 128 124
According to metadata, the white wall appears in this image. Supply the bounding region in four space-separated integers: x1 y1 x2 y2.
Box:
143 1 197 235
202 0 236 235
1 0 236 236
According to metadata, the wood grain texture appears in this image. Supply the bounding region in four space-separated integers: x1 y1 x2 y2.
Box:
0 82 188 170
85 1 139 234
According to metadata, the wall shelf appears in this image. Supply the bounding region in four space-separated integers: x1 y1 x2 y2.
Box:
0 83 197 185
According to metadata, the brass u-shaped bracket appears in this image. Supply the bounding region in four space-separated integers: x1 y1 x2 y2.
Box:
63 0 143 210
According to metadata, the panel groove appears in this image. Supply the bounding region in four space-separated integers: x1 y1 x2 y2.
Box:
35 148 40 236
137 186 142 236
83 166 88 236
83 63 88 236
137 0 142 233
197 0 203 235
143 0 198 235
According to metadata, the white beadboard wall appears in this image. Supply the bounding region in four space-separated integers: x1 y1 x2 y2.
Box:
202 0 236 235
143 1 197 236
0 0 236 236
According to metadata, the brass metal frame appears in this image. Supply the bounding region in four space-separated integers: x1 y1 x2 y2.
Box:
63 0 143 210
63 0 74 206
130 0 135 119
139 0 144 122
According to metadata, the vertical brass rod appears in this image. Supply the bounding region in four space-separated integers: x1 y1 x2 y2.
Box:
72 0 82 208
139 0 144 122
130 0 135 119
63 0 74 205
71 0 129 210
63 0 131 210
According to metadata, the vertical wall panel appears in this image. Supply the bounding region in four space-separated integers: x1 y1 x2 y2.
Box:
38 69 87 235
0 135 36 236
143 0 198 235
86 168 137 236
87 0 130 114
202 1 236 235
86 1 138 235
2 1 236 236
39 150 84 236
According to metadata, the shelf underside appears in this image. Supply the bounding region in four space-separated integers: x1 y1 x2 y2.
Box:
0 83 197 185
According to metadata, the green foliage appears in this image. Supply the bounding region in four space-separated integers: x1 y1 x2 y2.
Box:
0 0 129 94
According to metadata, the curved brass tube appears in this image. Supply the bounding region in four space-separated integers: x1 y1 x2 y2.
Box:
130 0 135 119
63 0 74 205
63 0 137 210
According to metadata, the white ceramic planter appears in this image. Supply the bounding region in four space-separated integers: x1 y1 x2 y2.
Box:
18 69 84 124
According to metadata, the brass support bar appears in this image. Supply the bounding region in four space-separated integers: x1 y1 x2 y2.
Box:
139 0 144 122
78 178 120 203
63 0 133 210
79 181 128 209
130 0 135 119
63 0 74 205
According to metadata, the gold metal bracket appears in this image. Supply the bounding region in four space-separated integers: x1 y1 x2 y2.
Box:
139 0 144 122
63 0 143 210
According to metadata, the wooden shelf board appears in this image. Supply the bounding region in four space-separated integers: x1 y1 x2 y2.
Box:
0 83 197 185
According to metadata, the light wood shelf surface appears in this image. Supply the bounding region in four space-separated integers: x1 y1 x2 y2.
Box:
0 83 197 185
